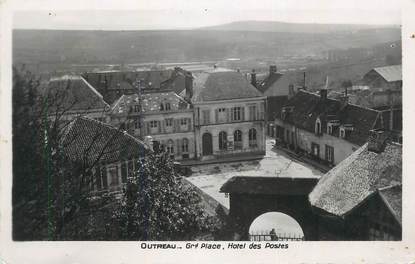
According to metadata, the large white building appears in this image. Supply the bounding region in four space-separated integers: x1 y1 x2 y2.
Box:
190 68 267 161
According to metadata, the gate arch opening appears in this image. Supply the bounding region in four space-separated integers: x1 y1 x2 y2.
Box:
249 212 304 241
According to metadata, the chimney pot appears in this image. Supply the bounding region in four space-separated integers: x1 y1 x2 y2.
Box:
368 129 389 153
250 69 257 88
270 65 277 74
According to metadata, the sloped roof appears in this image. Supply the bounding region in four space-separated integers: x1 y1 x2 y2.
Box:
220 176 318 195
111 91 190 115
372 65 402 82
192 70 263 103
45 75 109 112
378 185 402 225
257 72 284 93
61 117 150 166
309 142 402 220
276 90 381 146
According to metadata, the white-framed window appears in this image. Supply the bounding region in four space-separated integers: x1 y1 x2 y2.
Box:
219 131 227 150
180 118 188 126
150 120 158 128
325 145 334 163
327 124 333 135
182 138 189 153
249 128 257 147
202 110 210 125
167 140 174 155
107 166 119 187
165 119 173 127
315 119 322 135
249 105 257 121
340 128 346 138
232 107 242 121
234 130 243 149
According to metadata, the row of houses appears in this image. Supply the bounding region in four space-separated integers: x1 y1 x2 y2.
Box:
47 66 267 164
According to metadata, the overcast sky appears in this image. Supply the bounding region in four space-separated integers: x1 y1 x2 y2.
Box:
12 0 401 30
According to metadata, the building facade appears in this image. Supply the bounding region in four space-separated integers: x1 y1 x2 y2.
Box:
191 69 267 160
61 117 150 194
274 89 384 166
110 91 195 160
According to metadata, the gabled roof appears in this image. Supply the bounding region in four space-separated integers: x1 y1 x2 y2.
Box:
61 117 150 167
372 65 402 82
220 176 318 195
309 142 402 221
45 75 109 113
276 90 381 146
192 70 263 103
111 91 190 115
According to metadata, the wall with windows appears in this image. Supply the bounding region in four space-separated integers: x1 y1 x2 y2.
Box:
149 131 196 160
275 119 359 165
194 98 266 159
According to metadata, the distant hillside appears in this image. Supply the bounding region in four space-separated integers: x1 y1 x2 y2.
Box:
199 20 399 33
13 28 401 69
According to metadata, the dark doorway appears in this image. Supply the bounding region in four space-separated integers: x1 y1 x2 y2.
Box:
202 133 213 155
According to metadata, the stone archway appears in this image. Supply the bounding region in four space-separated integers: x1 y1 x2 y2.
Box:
220 176 320 241
202 133 213 155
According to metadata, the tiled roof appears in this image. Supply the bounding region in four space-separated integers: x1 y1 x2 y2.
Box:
309 142 402 219
192 70 263 102
45 75 109 112
256 72 284 93
276 90 381 146
220 176 318 195
61 117 150 166
372 65 402 82
82 69 188 104
111 91 190 114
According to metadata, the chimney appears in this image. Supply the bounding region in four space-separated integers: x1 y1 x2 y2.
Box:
269 65 277 75
213 64 217 69
185 72 193 100
250 69 257 88
320 89 327 100
368 129 389 153
339 94 349 109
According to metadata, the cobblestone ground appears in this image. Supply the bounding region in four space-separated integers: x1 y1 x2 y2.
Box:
187 138 323 209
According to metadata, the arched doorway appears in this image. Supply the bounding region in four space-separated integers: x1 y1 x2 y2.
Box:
202 133 213 155
249 212 305 241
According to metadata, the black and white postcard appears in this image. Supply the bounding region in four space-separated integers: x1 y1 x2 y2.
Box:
1 0 414 263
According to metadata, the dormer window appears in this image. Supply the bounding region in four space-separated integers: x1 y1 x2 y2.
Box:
327 124 333 135
315 118 322 135
134 105 140 112
165 103 171 111
340 128 346 138
160 103 164 111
